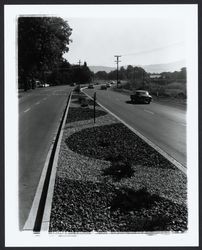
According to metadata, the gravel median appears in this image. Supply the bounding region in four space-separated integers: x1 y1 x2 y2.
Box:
49 91 187 233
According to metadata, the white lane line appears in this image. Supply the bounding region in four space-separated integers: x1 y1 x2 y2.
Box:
43 98 47 101
24 108 31 113
144 109 154 115
35 102 40 105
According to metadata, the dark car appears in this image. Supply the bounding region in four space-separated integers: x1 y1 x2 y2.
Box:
88 84 94 89
130 90 152 104
100 84 107 90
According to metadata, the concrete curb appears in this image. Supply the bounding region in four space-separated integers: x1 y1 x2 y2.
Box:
23 91 72 231
23 142 55 231
82 89 187 175
40 91 73 231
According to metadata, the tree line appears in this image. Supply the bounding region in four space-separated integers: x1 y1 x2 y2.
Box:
18 17 93 90
94 65 186 90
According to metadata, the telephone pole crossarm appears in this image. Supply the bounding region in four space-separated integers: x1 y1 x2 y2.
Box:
77 60 81 66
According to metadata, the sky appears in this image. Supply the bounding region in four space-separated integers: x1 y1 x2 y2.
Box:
64 18 186 67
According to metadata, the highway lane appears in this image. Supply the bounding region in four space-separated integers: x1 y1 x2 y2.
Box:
19 85 72 230
84 86 186 167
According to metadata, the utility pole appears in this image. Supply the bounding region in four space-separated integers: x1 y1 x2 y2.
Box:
114 55 121 87
78 60 81 66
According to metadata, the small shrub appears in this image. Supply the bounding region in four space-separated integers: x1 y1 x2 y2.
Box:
78 95 86 103
103 154 134 180
80 98 89 107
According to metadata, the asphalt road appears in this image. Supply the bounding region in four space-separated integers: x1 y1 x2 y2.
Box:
84 86 186 167
19 85 72 230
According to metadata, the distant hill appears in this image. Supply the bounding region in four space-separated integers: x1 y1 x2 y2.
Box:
89 66 116 73
141 60 186 73
89 60 186 74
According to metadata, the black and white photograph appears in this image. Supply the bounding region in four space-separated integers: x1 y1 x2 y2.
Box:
4 3 198 247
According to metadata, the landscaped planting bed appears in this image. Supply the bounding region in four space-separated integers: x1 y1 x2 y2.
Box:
49 92 187 232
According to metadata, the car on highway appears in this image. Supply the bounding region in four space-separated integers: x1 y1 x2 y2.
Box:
35 80 43 88
130 90 152 104
88 83 94 89
117 81 122 89
100 84 107 90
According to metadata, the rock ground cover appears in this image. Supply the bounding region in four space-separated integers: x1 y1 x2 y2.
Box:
49 92 187 232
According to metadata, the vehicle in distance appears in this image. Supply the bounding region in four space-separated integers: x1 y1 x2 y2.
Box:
106 83 111 88
100 84 107 90
35 80 43 88
88 83 94 89
130 90 152 104
117 81 122 89
70 82 76 86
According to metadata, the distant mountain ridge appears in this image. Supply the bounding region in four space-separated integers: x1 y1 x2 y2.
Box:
141 60 186 73
89 66 115 73
89 60 186 74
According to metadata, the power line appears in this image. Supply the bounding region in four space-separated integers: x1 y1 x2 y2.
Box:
122 41 185 57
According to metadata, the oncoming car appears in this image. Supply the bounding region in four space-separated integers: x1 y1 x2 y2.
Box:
100 84 107 90
88 83 94 89
130 90 152 104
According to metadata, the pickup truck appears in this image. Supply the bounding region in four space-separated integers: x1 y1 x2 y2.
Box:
130 90 152 104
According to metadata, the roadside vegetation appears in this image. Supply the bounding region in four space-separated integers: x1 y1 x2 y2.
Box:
18 17 93 91
18 17 186 102
95 66 187 101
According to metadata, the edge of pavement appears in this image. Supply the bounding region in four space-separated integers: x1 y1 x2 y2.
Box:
82 87 186 175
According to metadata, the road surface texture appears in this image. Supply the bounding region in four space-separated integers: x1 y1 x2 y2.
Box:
84 86 186 167
19 85 72 230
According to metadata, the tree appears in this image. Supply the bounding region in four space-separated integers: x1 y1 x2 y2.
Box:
18 17 72 90
126 65 134 79
119 66 127 80
178 67 186 80
95 71 108 80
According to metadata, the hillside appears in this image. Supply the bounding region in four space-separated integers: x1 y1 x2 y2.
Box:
141 60 186 73
89 60 186 74
89 66 116 73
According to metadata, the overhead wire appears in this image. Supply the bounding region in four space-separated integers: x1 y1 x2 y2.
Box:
120 41 185 57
